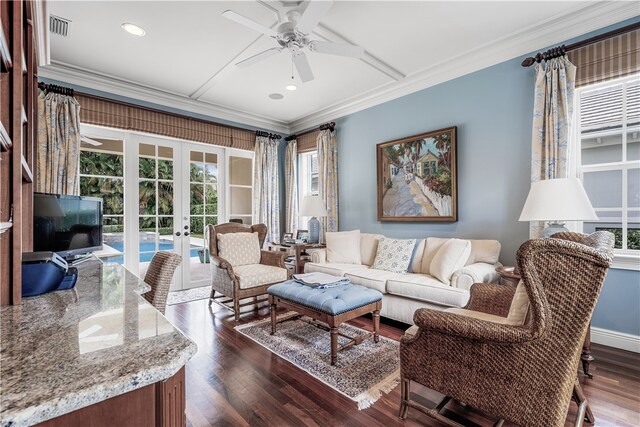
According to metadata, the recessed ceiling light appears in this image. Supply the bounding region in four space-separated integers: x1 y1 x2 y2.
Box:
268 93 284 100
285 84 297 91
121 23 146 37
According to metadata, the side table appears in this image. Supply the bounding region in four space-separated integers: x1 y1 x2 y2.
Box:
267 243 326 274
496 265 595 378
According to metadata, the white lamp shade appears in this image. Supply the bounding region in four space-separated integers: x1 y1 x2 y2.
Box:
299 195 328 217
519 178 598 222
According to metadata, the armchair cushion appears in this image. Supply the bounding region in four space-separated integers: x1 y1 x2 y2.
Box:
217 232 261 267
506 280 530 325
326 230 362 264
234 264 288 289
430 238 471 285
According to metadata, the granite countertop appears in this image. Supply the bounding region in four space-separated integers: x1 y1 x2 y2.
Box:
0 258 197 427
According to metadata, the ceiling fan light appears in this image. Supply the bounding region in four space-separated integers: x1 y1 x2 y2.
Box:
285 84 297 91
121 23 146 37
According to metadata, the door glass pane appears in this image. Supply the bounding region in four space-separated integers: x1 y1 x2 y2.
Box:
158 182 174 215
139 217 157 253
190 184 204 215
205 184 217 214
158 159 173 180
629 168 640 209
158 217 174 251
139 180 156 215
79 138 125 265
139 157 156 179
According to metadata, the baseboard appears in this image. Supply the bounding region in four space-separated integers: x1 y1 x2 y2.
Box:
591 327 640 353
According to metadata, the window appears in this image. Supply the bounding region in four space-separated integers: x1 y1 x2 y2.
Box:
78 138 125 264
576 74 640 268
298 151 318 227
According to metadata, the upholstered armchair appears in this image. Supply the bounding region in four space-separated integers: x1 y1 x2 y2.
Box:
399 231 614 427
206 223 288 321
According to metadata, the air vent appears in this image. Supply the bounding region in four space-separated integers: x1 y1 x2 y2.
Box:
50 15 71 37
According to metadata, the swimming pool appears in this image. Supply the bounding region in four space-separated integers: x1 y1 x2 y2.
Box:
105 242 200 264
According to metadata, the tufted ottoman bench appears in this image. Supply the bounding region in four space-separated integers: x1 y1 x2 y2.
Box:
268 280 383 365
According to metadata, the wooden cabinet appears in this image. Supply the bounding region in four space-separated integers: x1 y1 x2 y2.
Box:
0 0 39 306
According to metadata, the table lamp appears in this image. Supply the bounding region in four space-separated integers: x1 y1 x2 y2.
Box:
299 195 328 244
519 178 598 237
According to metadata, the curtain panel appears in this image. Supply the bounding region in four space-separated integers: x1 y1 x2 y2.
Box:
253 135 280 243
568 29 639 88
284 140 299 234
75 94 255 151
529 56 577 237
36 91 82 195
317 129 338 242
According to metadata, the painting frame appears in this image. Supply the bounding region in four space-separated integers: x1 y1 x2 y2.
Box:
376 126 457 222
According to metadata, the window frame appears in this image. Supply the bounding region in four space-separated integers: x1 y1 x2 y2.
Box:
573 73 640 271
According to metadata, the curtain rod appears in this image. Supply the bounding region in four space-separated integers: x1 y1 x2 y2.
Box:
285 121 335 141
521 22 640 67
255 130 282 139
38 82 75 96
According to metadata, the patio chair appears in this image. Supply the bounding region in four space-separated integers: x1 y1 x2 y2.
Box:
206 223 288 321
143 251 182 314
399 231 614 427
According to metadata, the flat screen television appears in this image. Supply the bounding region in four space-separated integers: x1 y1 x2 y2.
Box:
33 193 103 258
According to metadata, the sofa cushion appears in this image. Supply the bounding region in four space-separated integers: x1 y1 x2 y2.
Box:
430 239 472 285
344 269 402 293
420 237 449 274
466 239 501 265
372 237 416 273
409 239 425 273
326 230 362 264
234 264 288 289
217 232 261 267
360 233 384 266
304 262 369 277
386 274 470 308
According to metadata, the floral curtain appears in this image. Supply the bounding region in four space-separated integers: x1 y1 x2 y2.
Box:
529 56 576 237
284 139 298 235
36 91 82 195
317 129 338 242
253 135 280 244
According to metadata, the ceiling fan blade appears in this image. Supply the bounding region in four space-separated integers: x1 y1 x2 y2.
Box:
222 10 277 37
295 1 333 35
309 41 364 58
293 51 314 82
236 48 282 68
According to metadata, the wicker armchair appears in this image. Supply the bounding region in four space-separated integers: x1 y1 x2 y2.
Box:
206 223 288 321
399 231 614 427
143 251 182 314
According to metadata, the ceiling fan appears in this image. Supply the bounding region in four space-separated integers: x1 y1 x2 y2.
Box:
222 1 364 83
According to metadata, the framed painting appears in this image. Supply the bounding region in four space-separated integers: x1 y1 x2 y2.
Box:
377 126 457 222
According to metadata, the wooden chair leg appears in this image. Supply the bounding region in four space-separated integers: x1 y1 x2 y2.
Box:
399 377 410 419
208 289 215 306
233 297 240 321
574 379 595 424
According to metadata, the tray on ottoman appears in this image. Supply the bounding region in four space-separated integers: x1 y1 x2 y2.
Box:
267 281 383 365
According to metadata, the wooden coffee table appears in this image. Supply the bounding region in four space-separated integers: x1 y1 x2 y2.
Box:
267 281 383 365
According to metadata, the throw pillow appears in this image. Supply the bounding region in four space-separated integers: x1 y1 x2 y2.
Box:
359 233 384 266
371 237 416 274
217 232 261 267
506 280 530 326
465 240 502 265
420 237 449 274
326 230 362 264
430 238 472 285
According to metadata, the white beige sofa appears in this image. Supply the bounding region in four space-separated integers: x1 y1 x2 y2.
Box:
304 233 502 324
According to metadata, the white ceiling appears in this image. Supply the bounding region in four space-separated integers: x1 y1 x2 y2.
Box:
41 1 639 133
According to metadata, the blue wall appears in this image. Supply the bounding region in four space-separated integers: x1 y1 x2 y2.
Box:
333 17 640 336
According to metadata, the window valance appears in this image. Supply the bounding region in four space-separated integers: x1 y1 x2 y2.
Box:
75 94 255 151
297 130 319 153
568 29 639 87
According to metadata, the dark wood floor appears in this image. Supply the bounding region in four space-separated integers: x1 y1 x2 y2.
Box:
165 299 640 427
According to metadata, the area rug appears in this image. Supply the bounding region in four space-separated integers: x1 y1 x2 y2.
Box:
235 313 400 409
167 286 210 305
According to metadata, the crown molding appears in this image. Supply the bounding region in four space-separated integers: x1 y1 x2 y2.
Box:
38 62 291 134
289 2 640 133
